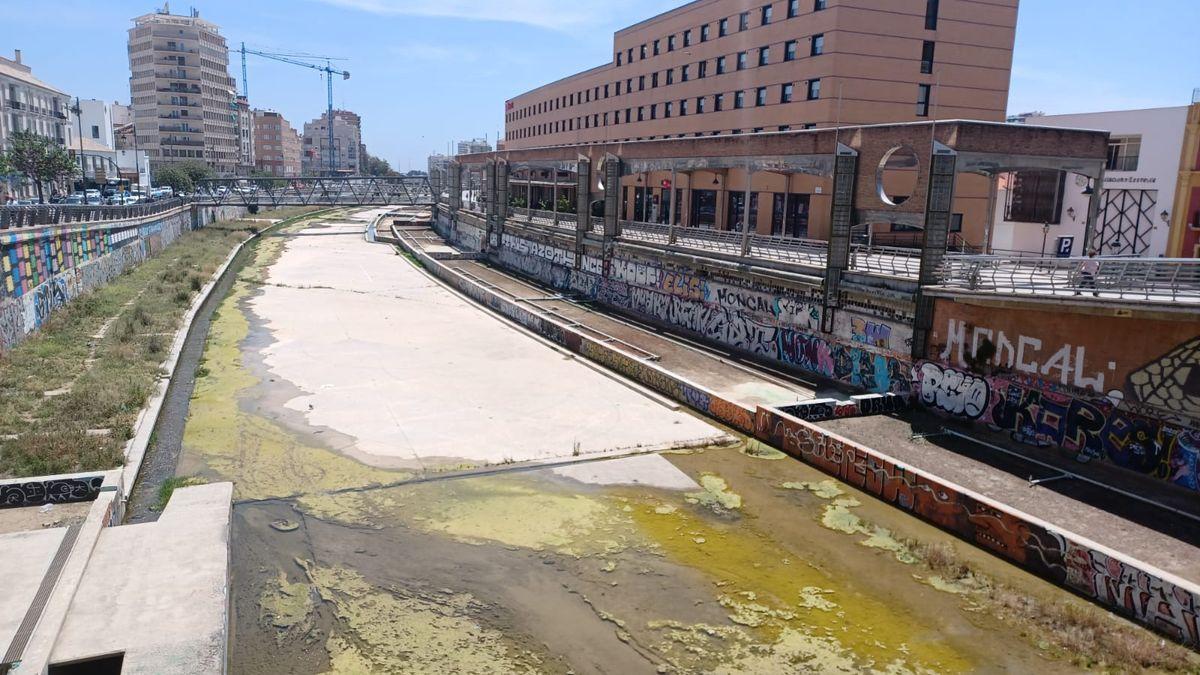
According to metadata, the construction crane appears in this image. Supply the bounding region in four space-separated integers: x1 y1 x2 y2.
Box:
240 43 350 175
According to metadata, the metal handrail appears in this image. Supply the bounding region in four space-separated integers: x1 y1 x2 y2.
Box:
0 198 186 230
936 255 1200 301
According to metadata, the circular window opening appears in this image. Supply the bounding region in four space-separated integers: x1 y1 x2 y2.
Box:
877 146 920 206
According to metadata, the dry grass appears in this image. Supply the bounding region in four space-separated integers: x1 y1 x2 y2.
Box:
905 538 1198 672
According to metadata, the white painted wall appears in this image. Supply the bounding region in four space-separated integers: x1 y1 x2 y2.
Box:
994 106 1187 257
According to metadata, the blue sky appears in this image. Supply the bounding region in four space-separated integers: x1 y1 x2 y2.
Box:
5 0 1196 171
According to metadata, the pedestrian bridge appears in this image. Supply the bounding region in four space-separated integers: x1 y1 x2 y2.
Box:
192 176 435 207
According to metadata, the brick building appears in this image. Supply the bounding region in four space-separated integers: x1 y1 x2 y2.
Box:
252 110 302 177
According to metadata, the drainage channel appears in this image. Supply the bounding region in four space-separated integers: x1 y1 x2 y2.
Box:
123 211 341 523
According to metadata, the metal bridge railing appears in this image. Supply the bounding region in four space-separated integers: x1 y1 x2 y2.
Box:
0 198 186 230
936 255 1200 302
848 244 923 277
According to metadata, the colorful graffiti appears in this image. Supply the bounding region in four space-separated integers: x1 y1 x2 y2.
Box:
756 407 1200 647
915 361 1200 492
0 211 188 351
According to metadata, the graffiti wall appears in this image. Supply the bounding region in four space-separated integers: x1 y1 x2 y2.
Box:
921 299 1200 492
756 406 1200 647
0 209 189 352
0 474 106 508
480 224 913 395
399 224 1200 647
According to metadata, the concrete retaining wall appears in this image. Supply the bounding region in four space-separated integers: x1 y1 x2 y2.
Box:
0 204 247 353
417 210 1200 647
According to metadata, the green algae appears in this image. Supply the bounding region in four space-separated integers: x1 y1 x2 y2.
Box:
628 494 976 673
180 225 411 503
259 571 314 637
301 561 540 674
685 473 743 513
781 479 845 499
860 528 920 565
820 498 868 534
740 441 786 460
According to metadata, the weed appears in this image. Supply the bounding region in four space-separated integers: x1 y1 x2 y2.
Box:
173 289 191 305
0 430 122 476
155 475 206 511
132 304 152 327
189 275 203 292
145 334 166 357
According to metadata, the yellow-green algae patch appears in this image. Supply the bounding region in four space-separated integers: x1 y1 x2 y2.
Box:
259 571 314 636
302 561 541 674
396 475 636 556
181 227 410 503
685 473 743 513
629 494 975 673
781 479 845 500
740 441 787 460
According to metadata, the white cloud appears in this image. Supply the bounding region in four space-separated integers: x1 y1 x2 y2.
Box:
309 0 674 32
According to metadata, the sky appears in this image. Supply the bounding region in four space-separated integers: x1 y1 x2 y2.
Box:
4 0 1197 171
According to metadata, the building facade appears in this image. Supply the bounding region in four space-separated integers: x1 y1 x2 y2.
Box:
253 109 302 177
996 105 1195 258
0 49 73 199
73 99 115 152
504 0 1017 149
457 138 491 155
127 8 239 174
301 109 362 175
235 94 254 173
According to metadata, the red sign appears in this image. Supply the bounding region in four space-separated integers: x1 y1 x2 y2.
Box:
506 100 515 110
661 179 671 189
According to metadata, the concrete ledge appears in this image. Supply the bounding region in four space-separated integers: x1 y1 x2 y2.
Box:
394 221 1200 649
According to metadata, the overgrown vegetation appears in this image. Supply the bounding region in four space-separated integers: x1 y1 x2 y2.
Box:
155 475 206 511
0 207 321 478
905 539 1199 673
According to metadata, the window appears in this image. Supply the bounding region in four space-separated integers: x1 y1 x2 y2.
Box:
640 44 647 59
735 91 745 109
698 60 707 78
664 102 672 118
761 4 773 24
668 35 676 51
814 0 826 9
916 83 931 116
667 68 674 85
90 125 100 138
714 93 724 111
650 104 657 120
759 46 769 66
627 48 633 63
616 82 622 95
697 96 706 113
638 106 645 121
925 0 940 29
653 39 660 56
739 11 750 30
683 29 692 47
680 99 689 116
682 64 690 81
1005 170 1065 223
756 87 767 106
737 51 748 70
719 17 729 36
788 0 799 18
785 40 797 61
811 34 824 56
921 40 935 73
779 125 791 131
701 24 710 41
604 84 610 97
603 112 609 125
716 55 727 74
639 75 645 91
781 83 793 103
616 52 622 66
625 108 632 123
1106 136 1141 171
807 78 821 100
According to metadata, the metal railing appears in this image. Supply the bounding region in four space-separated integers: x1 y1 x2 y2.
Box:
0 198 186 230
936 255 1200 301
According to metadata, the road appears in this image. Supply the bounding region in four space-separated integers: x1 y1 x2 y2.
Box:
175 208 1136 673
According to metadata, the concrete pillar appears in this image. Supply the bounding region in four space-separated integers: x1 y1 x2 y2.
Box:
739 165 754 256
525 171 533 221
495 160 509 246
484 161 498 251
982 172 999 254
667 167 678 244
603 155 621 238
449 162 461 212
822 143 858 332
575 159 591 242
1082 167 1106 253
912 141 959 359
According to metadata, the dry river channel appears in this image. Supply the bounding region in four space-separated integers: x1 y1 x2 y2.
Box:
170 208 1149 673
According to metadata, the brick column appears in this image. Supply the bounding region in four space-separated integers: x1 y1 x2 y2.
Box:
822 144 858 332
575 158 591 247
449 162 461 213
912 141 958 359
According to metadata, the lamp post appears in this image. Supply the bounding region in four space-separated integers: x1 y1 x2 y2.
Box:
71 97 85 192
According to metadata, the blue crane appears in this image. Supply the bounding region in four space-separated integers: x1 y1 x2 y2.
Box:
240 43 350 175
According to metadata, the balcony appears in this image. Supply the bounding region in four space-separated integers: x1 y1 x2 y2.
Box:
160 137 205 147
157 86 201 94
159 124 203 134
159 70 199 81
6 100 21 110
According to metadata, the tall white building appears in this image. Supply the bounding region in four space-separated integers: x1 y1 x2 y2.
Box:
456 138 490 155
302 109 361 175
0 49 73 199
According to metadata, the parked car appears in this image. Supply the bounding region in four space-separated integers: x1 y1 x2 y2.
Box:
85 196 102 206
63 194 85 205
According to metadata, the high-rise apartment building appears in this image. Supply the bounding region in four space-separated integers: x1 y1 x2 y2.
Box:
301 109 362 175
253 109 302 177
456 138 491 155
235 95 254 173
127 7 239 174
504 0 1017 149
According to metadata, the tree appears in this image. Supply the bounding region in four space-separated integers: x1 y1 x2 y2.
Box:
1 130 78 203
362 152 395 177
153 165 193 194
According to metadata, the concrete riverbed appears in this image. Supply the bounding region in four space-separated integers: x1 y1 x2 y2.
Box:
174 209 1181 673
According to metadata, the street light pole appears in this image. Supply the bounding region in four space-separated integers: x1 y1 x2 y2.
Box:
73 97 85 192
